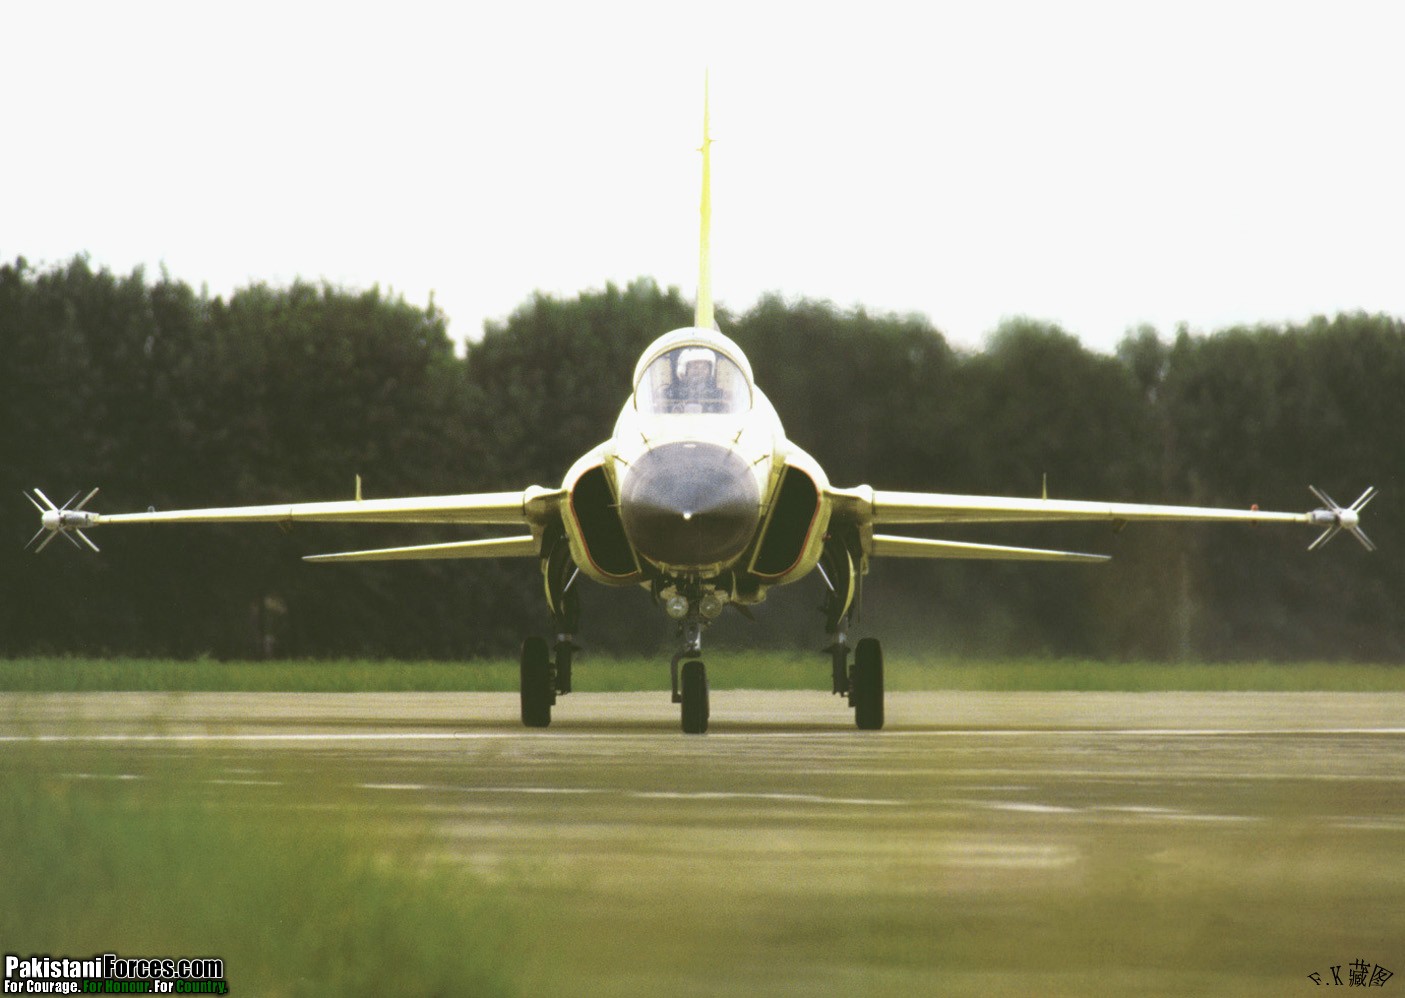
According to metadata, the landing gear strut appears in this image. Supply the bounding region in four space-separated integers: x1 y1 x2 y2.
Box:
828 635 849 696
553 637 576 695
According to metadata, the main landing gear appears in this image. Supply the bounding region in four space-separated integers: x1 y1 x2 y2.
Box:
829 635 885 730
523 528 581 728
820 532 884 731
519 636 575 729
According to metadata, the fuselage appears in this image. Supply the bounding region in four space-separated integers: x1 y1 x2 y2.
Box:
557 327 834 606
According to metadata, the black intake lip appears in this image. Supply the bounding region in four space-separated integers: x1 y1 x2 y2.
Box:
619 441 761 569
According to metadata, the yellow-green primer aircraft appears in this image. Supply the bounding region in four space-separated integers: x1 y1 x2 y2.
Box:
29 90 1376 733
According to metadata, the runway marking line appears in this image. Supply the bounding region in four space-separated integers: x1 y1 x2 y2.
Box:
361 783 606 795
634 790 902 806
356 782 901 806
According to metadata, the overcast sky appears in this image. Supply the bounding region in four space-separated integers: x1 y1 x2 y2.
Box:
5 1 1402 354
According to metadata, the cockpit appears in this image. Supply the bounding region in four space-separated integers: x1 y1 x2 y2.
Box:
635 340 752 416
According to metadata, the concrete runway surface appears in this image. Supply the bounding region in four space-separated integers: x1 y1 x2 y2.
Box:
5 690 1404 995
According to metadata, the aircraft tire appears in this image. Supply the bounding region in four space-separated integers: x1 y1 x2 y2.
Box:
852 638 884 731
680 659 710 734
520 637 553 728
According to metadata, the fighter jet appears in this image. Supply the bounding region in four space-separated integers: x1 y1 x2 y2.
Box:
28 91 1375 733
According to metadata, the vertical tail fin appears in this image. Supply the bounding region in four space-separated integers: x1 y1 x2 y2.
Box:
695 73 715 330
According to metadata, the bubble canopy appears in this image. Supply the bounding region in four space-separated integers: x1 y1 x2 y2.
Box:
632 328 754 416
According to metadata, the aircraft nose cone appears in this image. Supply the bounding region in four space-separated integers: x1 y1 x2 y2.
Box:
619 442 761 569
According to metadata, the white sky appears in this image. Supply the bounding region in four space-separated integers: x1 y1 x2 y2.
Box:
4 1 1402 354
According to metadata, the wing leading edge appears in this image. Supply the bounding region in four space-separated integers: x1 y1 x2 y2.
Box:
27 486 565 557
834 487 1307 526
826 485 1377 561
89 486 563 527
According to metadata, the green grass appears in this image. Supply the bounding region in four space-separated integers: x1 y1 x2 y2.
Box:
0 749 520 997
1 653 1403 693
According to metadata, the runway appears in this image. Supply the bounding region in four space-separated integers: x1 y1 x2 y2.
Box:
5 690 1404 995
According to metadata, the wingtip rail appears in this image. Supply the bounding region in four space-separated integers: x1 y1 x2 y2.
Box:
25 487 101 553
1307 485 1377 552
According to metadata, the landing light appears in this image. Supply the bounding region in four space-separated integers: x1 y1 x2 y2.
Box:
665 595 691 619
699 593 726 619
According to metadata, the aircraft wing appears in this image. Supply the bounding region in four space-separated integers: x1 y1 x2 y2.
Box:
825 484 1377 553
25 486 564 554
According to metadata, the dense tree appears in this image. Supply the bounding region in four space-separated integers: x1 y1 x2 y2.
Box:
2 257 1400 661
1148 315 1405 659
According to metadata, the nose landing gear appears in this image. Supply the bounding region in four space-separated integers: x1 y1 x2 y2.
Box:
670 614 710 734
679 659 710 734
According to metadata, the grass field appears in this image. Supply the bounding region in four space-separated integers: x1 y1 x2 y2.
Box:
2 653 1403 692
0 748 520 996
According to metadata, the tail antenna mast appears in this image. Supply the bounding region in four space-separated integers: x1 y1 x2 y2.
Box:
695 72 715 331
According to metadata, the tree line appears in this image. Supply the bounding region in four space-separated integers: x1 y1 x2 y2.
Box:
2 256 1400 662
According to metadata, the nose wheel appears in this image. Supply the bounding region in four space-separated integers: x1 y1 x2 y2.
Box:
680 659 710 734
667 613 711 734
